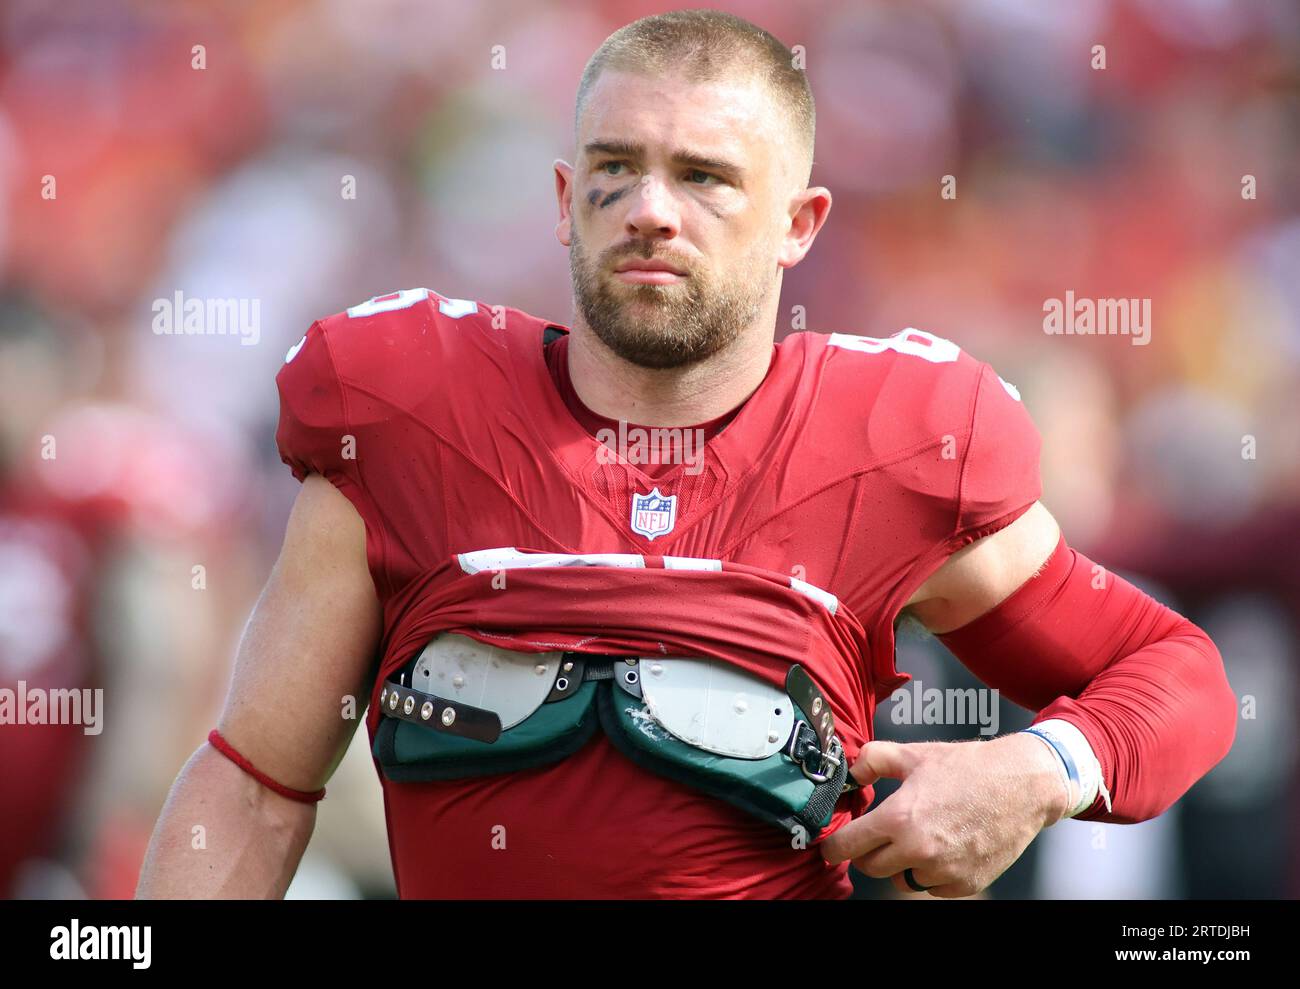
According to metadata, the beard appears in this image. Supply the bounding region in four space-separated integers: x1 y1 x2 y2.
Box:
569 225 772 370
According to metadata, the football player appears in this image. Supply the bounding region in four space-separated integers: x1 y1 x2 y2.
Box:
138 10 1236 899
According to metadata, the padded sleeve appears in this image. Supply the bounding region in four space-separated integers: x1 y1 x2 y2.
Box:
275 322 350 483
937 536 1238 822
953 362 1042 546
273 319 394 595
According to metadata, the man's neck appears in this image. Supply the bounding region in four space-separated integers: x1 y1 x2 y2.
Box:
565 320 776 428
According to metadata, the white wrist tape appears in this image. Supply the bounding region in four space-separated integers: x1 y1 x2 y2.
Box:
1027 718 1112 817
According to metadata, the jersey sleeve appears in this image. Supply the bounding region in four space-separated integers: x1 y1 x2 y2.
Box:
274 322 351 483
953 361 1042 546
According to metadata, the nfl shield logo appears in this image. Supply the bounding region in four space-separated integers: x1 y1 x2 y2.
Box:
630 487 677 541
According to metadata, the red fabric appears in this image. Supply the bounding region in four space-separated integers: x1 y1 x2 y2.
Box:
207 729 326 804
274 292 1042 897
938 535 1237 822
544 332 742 466
0 494 100 897
370 558 874 771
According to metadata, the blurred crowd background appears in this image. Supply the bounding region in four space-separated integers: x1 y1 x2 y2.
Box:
1 0 1297 899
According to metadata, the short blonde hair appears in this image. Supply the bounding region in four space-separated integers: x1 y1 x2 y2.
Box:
576 9 815 185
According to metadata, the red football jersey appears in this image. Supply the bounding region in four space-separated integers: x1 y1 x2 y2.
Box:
275 287 1040 898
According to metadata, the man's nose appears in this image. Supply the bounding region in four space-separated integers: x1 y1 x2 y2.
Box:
623 174 681 240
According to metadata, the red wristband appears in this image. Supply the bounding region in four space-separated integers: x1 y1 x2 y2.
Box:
207 728 326 804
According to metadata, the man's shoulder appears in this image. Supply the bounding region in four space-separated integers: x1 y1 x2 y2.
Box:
275 287 558 444
793 325 987 381
313 287 553 372
786 326 1040 544
786 327 1011 446
278 287 557 404
273 287 561 488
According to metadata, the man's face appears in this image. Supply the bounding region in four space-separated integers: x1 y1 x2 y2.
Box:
562 69 792 369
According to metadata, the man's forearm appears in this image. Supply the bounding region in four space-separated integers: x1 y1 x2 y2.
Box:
1035 623 1235 822
136 742 316 899
937 534 1237 823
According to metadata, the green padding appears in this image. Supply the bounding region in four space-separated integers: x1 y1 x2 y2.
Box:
597 685 829 833
373 677 837 836
373 680 600 782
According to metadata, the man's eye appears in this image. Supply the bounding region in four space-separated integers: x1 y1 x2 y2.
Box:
600 161 626 177
687 169 719 185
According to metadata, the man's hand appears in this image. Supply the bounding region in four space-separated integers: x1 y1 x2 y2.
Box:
820 733 1072 897
825 499 1071 896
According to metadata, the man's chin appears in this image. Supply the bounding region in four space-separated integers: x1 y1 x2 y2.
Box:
604 279 686 301
595 328 725 371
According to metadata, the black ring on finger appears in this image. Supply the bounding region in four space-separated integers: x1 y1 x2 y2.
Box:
903 868 932 893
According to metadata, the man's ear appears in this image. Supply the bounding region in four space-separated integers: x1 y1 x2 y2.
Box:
778 185 832 269
554 159 575 247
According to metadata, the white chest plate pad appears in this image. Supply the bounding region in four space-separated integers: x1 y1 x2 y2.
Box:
638 657 794 759
409 636 794 759
409 633 563 730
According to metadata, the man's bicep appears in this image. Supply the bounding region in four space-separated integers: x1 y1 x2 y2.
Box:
218 473 383 792
904 501 1061 634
